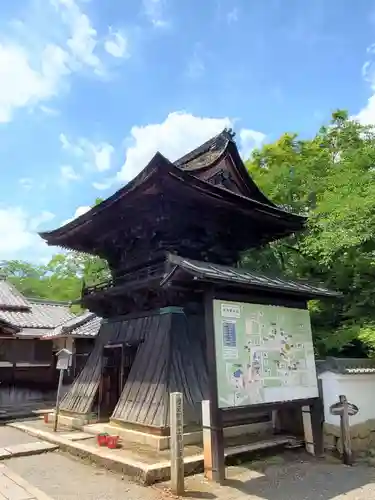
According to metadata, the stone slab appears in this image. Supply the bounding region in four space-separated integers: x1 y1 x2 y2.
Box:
0 464 52 500
59 432 92 442
4 442 58 459
9 421 298 485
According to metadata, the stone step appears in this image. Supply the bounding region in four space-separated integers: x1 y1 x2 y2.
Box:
0 441 58 460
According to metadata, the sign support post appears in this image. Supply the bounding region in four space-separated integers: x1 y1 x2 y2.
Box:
204 290 225 483
170 392 184 495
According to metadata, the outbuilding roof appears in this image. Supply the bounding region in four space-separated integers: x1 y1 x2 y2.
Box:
317 357 375 375
164 254 340 300
0 277 74 337
43 311 101 339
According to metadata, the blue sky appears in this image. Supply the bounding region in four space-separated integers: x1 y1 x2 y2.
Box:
0 0 374 262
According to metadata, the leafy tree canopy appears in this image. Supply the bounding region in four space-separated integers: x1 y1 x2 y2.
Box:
245 110 375 356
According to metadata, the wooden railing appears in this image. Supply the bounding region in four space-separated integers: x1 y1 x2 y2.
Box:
82 260 166 297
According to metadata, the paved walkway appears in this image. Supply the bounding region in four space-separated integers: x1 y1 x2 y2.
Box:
4 425 375 499
0 464 52 500
0 426 164 500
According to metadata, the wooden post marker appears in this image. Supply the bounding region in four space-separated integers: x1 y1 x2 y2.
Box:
170 392 184 495
202 400 213 480
330 395 358 465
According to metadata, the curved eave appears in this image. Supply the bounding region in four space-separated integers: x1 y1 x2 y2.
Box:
39 152 169 244
168 162 305 229
226 140 279 207
39 152 305 250
165 254 341 301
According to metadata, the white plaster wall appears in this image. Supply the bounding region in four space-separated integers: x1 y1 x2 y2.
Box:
319 371 375 426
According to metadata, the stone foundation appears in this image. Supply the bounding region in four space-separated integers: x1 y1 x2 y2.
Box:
324 419 375 454
49 411 272 451
47 411 98 430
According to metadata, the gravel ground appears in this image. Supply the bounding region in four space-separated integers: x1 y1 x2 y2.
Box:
4 426 375 500
180 454 375 500
8 450 375 500
0 426 40 447
6 451 164 500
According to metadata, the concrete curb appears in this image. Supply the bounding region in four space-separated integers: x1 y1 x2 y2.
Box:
8 422 166 485
9 422 298 485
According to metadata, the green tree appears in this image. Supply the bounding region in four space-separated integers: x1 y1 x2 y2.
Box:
244 110 375 356
0 197 110 305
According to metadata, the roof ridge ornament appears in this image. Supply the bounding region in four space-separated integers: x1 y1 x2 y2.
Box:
222 128 236 141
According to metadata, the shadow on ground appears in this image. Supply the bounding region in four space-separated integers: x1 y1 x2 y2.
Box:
168 452 375 500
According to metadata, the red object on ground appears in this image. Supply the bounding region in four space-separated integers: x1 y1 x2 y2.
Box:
106 435 119 449
44 414 49 424
97 433 109 447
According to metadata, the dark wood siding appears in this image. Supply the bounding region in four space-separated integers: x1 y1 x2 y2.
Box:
60 328 110 414
112 313 171 427
168 312 208 426
61 309 270 429
60 314 158 415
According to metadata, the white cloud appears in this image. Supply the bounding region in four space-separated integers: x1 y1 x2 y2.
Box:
62 205 91 225
239 129 266 159
29 211 55 231
60 164 81 181
19 178 33 190
116 111 264 183
93 144 114 172
227 7 239 23
59 133 114 172
143 0 169 28
39 105 60 116
73 205 91 218
0 43 69 123
0 0 130 122
51 0 101 73
92 180 113 190
0 207 55 261
104 30 129 58
356 44 375 124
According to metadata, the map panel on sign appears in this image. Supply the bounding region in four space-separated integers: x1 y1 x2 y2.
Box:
213 301 319 408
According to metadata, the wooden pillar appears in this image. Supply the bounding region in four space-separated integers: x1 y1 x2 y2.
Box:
204 291 225 483
272 409 281 434
301 405 314 454
170 392 184 495
311 398 324 457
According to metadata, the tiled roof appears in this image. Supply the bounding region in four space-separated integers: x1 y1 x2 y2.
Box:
0 278 31 309
166 254 340 300
0 298 74 329
43 311 101 339
16 328 53 338
174 130 229 171
317 357 375 375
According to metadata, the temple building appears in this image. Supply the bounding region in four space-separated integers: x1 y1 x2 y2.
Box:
39 130 337 440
